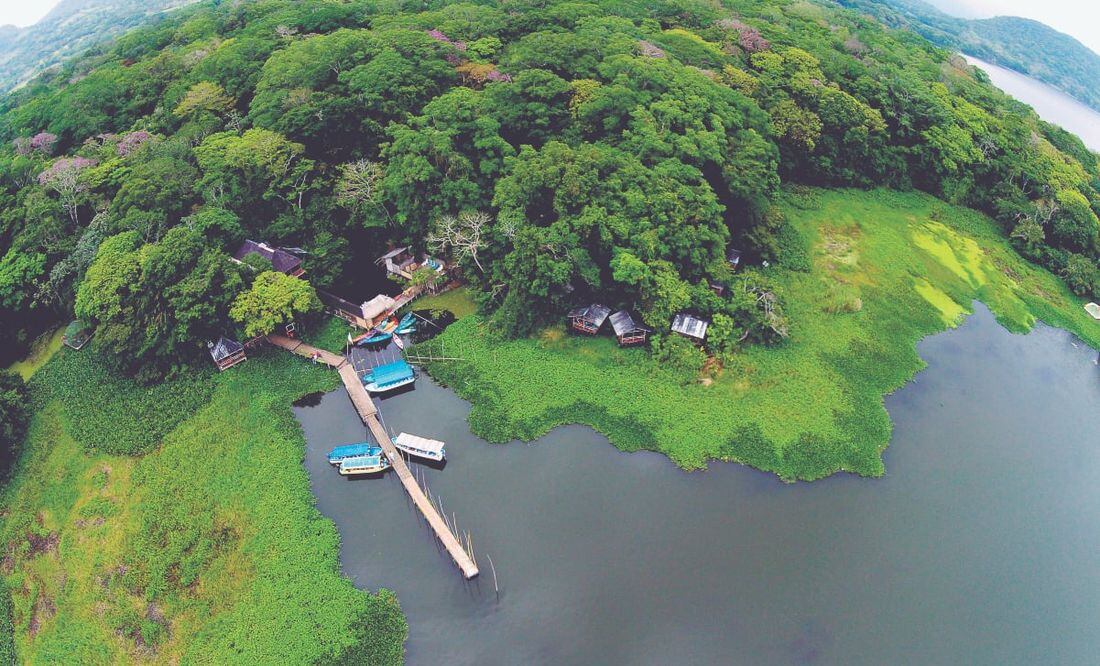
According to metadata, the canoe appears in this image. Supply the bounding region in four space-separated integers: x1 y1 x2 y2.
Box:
338 452 391 475
327 442 383 465
355 330 391 346
393 335 405 350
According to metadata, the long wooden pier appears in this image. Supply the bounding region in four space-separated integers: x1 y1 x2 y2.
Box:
267 335 479 579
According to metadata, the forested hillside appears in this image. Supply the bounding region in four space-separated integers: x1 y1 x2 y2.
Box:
837 0 1100 112
0 0 1096 380
0 0 201 95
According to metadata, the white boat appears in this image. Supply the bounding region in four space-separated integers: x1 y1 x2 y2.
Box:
339 452 391 475
393 432 446 462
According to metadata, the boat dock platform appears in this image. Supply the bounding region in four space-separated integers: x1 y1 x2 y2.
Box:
266 334 479 579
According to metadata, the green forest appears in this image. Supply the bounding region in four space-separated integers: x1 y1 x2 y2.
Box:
1 0 1099 661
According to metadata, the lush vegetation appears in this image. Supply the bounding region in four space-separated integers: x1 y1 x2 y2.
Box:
0 349 406 662
840 0 1100 113
0 370 28 478
0 0 1097 375
424 188 1100 479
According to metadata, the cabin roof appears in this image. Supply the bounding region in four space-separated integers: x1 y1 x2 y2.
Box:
361 294 397 320
208 336 244 362
671 312 709 340
727 248 743 265
568 303 611 327
377 246 409 262
609 310 650 336
233 239 303 274
395 432 445 455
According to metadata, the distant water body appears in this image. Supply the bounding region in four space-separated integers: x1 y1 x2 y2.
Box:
964 54 1100 152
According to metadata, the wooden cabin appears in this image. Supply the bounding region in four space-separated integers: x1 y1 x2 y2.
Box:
208 336 246 371
232 240 305 277
609 310 651 346
568 303 611 334
671 312 709 342
377 247 447 281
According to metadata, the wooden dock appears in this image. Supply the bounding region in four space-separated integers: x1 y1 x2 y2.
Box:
266 335 479 579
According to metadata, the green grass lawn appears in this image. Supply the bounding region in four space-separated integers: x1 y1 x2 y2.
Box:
304 316 358 355
0 350 406 663
412 287 478 318
426 188 1100 480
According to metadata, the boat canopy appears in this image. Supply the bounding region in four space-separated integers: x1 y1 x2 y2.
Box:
364 360 414 388
327 442 378 461
395 432 445 457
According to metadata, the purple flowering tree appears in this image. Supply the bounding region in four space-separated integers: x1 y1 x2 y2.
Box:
117 130 153 156
427 29 467 51
38 157 96 226
30 132 58 155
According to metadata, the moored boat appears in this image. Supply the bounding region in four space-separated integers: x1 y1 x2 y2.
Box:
354 330 392 346
327 442 383 465
394 312 417 335
339 452 391 475
393 432 446 462
362 359 416 393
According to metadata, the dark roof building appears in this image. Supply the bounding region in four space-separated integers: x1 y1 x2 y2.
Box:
568 303 611 334
208 336 246 371
609 310 651 346
232 240 304 277
671 312 709 341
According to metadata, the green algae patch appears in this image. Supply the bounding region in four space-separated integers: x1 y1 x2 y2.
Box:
425 188 1099 481
914 278 967 326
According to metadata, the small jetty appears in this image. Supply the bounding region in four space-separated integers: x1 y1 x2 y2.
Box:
266 334 479 579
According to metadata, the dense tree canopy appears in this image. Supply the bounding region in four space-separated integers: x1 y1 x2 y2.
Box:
0 0 1096 373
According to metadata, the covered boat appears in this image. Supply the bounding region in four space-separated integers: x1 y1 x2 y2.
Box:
339 452 391 476
327 442 382 465
393 432 446 462
363 359 416 393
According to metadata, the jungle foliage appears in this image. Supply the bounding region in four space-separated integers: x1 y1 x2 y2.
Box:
0 0 1095 375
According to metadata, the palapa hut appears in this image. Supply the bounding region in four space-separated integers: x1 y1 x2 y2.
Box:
609 310 651 346
671 312 709 342
362 294 397 322
232 240 305 277
208 336 246 371
568 303 611 334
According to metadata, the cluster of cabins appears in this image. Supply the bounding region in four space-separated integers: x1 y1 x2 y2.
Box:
568 305 711 345
567 249 740 346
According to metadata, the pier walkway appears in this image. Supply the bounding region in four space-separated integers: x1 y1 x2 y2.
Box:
266 335 479 579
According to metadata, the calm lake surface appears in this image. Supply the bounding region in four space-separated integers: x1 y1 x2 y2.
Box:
295 303 1100 664
964 54 1100 152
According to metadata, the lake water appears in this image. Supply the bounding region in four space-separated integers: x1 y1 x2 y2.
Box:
295 303 1100 664
964 55 1100 152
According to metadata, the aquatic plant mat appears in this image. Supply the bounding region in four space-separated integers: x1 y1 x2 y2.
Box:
0 351 406 662
428 189 1100 480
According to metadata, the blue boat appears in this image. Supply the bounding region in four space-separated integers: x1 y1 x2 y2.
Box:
355 330 392 347
395 312 416 333
362 359 416 393
327 442 383 465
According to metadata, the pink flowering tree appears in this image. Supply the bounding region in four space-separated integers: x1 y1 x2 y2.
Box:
38 157 96 225
117 130 153 157
427 29 467 51
715 18 770 53
30 132 58 155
